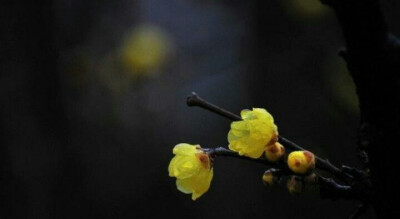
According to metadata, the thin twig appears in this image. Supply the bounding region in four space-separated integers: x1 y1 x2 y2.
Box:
187 92 241 121
318 174 352 191
206 147 287 169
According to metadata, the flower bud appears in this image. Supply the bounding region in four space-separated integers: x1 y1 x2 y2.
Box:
262 168 281 186
286 175 304 195
287 151 315 175
265 142 285 162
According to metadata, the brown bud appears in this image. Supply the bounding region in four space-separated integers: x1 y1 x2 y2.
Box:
303 173 318 186
287 175 304 195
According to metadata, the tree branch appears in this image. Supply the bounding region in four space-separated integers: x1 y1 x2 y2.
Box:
187 92 241 121
205 146 357 200
187 92 363 183
206 147 283 167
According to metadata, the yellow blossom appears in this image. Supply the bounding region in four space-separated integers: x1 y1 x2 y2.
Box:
228 108 278 158
287 151 315 175
168 143 213 200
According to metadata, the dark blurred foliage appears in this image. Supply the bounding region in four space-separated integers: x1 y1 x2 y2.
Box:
1 0 400 218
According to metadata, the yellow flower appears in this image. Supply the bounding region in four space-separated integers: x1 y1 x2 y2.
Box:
287 151 315 175
265 142 285 162
228 108 278 158
168 143 213 200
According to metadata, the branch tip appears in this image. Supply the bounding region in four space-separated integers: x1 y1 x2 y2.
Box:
186 92 200 107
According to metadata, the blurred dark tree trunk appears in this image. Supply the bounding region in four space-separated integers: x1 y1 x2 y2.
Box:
322 0 400 217
252 0 400 217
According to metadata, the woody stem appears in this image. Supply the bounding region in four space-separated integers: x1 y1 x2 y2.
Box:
187 92 361 183
206 147 355 199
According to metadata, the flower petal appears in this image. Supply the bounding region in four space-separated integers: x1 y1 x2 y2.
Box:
176 178 193 194
168 155 201 179
172 143 199 155
191 168 213 200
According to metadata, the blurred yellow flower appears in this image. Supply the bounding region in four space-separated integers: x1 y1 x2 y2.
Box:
120 24 172 76
168 143 213 200
283 0 328 19
228 108 278 158
287 151 315 175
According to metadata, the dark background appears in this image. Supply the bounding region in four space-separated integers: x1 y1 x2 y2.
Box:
1 0 400 218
